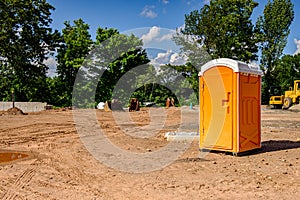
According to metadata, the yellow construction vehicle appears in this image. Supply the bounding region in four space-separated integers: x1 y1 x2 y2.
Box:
269 86 284 109
269 80 300 109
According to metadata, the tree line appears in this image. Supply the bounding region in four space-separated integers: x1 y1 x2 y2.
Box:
0 0 298 107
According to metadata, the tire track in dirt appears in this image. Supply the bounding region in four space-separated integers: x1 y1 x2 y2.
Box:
0 131 77 148
1 162 38 200
47 151 90 185
0 123 73 134
0 123 77 147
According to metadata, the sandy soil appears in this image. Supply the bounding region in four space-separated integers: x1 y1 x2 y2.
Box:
0 105 299 200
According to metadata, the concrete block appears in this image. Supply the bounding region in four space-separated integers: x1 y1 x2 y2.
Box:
0 102 47 113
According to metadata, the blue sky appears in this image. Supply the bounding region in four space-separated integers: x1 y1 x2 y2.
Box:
46 0 300 75
48 0 299 54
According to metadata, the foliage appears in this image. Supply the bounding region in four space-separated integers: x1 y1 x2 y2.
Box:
181 0 259 62
132 83 177 107
130 64 182 106
0 0 59 102
1 0 298 108
131 65 157 103
93 31 150 106
172 32 211 69
46 76 66 106
95 27 119 45
149 64 197 106
255 0 294 104
163 63 199 99
56 19 93 106
273 54 300 92
70 28 150 108
173 0 259 106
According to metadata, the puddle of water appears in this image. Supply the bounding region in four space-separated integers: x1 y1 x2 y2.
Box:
0 152 30 164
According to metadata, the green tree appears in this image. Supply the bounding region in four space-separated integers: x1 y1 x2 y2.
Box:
182 0 259 62
172 33 211 69
56 19 93 106
93 30 150 105
255 0 294 104
155 63 197 106
131 64 157 103
163 63 199 99
273 54 300 92
131 64 181 106
95 27 119 45
0 0 59 102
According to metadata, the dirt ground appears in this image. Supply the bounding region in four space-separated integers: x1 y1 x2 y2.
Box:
0 105 299 200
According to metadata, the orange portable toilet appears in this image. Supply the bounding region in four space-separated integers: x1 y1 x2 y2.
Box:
199 58 262 155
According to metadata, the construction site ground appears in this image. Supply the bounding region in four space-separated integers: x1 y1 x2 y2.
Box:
0 105 299 199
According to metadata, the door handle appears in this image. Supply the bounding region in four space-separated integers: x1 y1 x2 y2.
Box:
222 92 231 113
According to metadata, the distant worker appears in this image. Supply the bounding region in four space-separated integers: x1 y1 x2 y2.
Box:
166 97 175 108
170 98 175 107
166 98 170 108
129 98 140 112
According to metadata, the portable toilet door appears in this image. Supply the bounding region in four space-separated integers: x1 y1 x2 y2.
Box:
199 58 262 154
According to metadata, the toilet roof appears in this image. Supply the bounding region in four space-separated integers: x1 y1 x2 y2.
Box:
198 58 262 76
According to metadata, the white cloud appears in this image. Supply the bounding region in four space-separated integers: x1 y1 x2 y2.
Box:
137 28 188 70
170 53 188 65
185 0 209 6
44 56 57 77
294 38 300 55
157 32 174 42
141 26 176 45
141 26 160 44
162 0 169 4
153 50 173 65
140 5 158 19
150 50 187 67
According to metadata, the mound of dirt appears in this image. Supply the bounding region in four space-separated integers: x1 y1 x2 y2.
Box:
3 107 27 115
289 104 300 112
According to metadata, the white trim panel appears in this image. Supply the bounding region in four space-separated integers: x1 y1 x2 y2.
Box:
198 58 262 76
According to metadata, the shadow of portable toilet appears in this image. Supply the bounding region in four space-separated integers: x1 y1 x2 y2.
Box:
199 58 262 155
